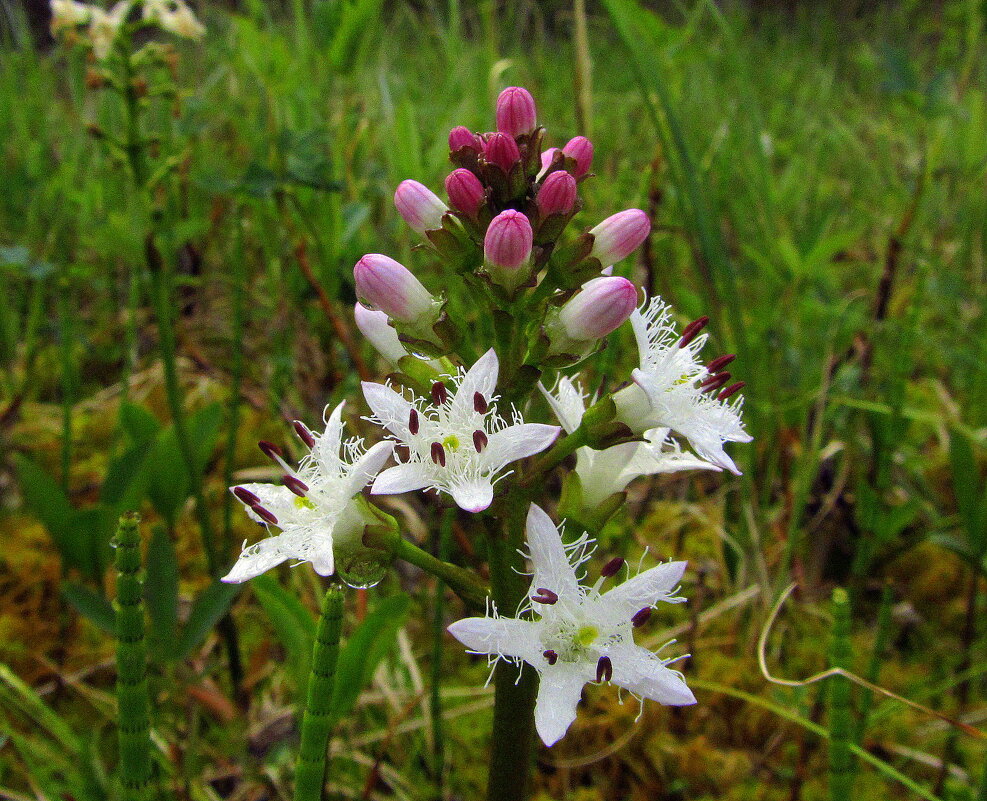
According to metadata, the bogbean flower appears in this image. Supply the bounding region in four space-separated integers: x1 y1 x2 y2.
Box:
354 303 407 365
362 349 560 513
562 136 594 178
88 1 130 59
483 132 522 174
483 209 533 293
449 126 483 154
613 297 751 475
448 504 695 746
143 0 204 38
223 403 394 583
541 377 720 509
50 0 91 33
394 179 448 234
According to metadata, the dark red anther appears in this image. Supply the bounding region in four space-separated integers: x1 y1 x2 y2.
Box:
631 607 652 627
283 475 309 497
431 381 449 405
601 557 625 578
409 408 420 435
233 486 260 506
531 588 559 605
258 440 283 461
473 430 488 452
430 442 446 467
678 316 709 348
473 392 488 414
706 354 736 374
596 655 613 682
543 649 558 665
293 421 316 448
700 372 731 393
718 381 746 401
252 504 279 526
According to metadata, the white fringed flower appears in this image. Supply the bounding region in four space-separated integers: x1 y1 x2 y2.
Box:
362 348 560 513
448 504 695 746
222 402 393 583
143 0 204 38
50 0 91 33
541 377 720 508
88 1 130 60
613 297 751 475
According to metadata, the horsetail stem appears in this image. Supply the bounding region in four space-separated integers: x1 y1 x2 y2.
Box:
294 585 344 801
827 587 855 801
114 513 154 801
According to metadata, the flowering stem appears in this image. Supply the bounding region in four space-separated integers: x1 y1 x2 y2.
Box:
113 513 155 801
485 511 539 801
364 523 488 611
520 425 589 488
294 585 344 801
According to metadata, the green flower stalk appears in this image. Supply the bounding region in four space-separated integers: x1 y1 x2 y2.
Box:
294 585 344 801
113 512 154 801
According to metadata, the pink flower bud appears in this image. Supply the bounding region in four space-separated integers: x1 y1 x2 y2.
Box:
495 86 537 137
589 209 651 264
537 170 577 217
483 132 521 173
558 276 638 340
354 302 407 364
445 168 485 216
563 136 594 178
394 180 448 234
484 210 533 271
449 125 482 153
354 254 435 324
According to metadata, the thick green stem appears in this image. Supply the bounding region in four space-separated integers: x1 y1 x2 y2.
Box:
114 513 154 801
294 586 344 801
486 511 539 801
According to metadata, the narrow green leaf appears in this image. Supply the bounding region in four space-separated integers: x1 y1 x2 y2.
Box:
329 593 410 724
175 581 241 659
119 402 161 447
145 428 190 528
252 575 317 692
144 525 180 659
949 429 985 555
61 583 115 634
13 455 74 558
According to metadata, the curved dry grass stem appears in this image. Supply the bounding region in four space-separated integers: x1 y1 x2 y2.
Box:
759 584 985 740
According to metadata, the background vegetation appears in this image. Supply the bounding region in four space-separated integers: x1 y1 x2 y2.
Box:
1 0 985 799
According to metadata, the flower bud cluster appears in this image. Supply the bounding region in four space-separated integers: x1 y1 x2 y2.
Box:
353 85 658 368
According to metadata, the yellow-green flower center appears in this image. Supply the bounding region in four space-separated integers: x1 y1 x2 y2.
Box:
294 497 316 510
443 434 461 451
576 625 599 647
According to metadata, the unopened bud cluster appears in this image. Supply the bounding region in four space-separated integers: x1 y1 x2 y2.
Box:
354 85 656 367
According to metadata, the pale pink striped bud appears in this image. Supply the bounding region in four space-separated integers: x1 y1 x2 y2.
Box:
537 170 577 216
495 86 537 137
354 302 407 364
445 168 485 216
394 180 448 234
354 254 435 324
540 147 561 176
483 132 521 173
563 136 594 177
449 126 482 153
558 277 638 340
589 209 650 264
484 210 533 271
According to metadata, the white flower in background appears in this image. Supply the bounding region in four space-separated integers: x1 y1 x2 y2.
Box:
613 297 751 475
222 402 393 583
541 377 720 508
142 0 204 38
448 504 695 746
362 348 560 513
50 0 91 33
88 1 130 60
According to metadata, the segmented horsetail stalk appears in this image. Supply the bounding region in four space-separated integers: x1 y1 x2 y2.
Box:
113 513 154 801
294 585 344 801
827 587 855 801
